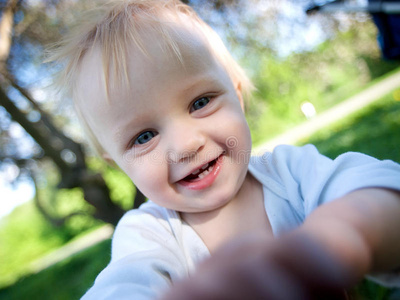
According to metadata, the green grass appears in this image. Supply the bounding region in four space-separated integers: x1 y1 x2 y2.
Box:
298 91 400 163
0 239 111 300
250 66 400 147
0 200 105 289
349 279 398 300
0 202 71 288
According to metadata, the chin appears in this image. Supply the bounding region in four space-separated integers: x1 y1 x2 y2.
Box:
207 189 237 210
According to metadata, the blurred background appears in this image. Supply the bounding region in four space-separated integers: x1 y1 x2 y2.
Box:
0 0 399 299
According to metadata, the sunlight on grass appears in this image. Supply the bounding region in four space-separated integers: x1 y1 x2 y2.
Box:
298 91 400 163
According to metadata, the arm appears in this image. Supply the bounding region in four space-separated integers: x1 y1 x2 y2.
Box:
299 187 400 277
160 188 400 300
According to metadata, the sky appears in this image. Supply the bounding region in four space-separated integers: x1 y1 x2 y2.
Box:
0 180 35 219
0 117 38 219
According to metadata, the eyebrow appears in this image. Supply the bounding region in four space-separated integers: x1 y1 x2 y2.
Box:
180 73 224 95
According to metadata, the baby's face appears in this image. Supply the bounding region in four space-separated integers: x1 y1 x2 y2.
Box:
76 23 252 215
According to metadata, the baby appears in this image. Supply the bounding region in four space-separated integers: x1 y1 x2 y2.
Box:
47 0 400 299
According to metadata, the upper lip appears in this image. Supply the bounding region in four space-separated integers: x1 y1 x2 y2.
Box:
176 154 222 182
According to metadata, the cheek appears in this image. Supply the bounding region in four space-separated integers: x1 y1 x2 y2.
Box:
122 157 169 199
214 108 251 149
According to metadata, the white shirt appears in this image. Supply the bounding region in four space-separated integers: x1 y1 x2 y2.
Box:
81 145 400 299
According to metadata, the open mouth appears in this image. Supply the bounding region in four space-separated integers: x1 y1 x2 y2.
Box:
177 154 224 190
182 158 218 182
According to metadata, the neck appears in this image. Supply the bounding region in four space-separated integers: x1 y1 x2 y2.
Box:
182 172 272 253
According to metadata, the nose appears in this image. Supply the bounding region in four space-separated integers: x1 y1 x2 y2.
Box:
166 121 206 163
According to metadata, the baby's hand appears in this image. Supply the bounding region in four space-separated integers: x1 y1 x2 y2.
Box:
160 232 354 300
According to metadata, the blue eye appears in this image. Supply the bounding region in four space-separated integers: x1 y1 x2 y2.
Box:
134 131 157 145
191 97 210 111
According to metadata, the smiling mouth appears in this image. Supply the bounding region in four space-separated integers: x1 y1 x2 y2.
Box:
182 158 218 182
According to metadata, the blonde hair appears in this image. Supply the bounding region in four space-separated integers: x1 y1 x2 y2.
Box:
46 0 254 156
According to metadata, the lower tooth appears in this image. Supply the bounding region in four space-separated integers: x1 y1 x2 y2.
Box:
198 165 213 179
198 170 207 179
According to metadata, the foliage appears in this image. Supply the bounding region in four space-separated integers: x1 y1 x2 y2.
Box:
32 156 136 235
248 19 399 146
87 157 136 212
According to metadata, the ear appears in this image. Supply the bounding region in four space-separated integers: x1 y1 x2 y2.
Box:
235 81 245 111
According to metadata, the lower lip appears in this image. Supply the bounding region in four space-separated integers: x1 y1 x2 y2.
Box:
178 155 223 190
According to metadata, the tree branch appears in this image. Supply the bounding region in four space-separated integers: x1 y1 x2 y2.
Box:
3 71 87 169
0 86 70 170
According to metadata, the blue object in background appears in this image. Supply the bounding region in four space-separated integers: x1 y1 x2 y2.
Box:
369 0 400 60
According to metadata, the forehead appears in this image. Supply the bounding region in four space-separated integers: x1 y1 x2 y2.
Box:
76 15 217 98
74 19 228 143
